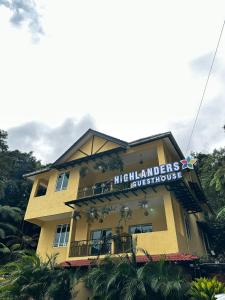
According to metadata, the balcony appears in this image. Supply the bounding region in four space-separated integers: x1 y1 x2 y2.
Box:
66 175 203 213
69 234 133 257
77 180 131 199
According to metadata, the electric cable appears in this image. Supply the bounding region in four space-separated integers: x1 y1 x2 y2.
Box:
185 20 225 155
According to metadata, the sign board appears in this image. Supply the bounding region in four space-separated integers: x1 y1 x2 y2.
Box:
114 156 197 189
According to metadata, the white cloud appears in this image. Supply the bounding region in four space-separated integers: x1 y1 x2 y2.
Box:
1 0 225 156
0 0 43 42
7 115 95 163
169 53 225 154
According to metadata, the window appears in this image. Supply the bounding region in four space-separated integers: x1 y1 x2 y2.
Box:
55 172 70 191
35 178 49 197
129 224 152 234
184 215 191 240
90 229 112 255
53 224 70 247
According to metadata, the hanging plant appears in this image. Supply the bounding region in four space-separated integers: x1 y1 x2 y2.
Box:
138 200 155 216
108 155 123 171
93 161 108 173
79 166 89 177
85 207 99 223
138 200 149 216
72 210 81 220
119 205 132 224
98 206 114 223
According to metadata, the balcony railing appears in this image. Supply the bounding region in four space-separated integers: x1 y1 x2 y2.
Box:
77 180 131 199
69 235 133 257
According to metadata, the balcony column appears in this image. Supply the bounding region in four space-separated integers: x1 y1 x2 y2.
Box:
66 215 76 259
157 140 167 165
66 166 81 259
157 140 179 253
111 239 115 255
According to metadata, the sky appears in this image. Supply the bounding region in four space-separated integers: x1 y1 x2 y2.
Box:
0 0 225 163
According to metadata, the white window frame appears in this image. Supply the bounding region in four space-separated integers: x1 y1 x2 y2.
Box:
53 224 70 247
55 172 70 192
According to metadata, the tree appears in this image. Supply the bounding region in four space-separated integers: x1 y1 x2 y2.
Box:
196 148 225 257
196 148 225 212
0 130 8 152
85 252 189 300
0 129 43 264
0 205 22 259
0 252 80 300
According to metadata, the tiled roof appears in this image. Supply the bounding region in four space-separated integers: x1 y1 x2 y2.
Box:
61 253 199 267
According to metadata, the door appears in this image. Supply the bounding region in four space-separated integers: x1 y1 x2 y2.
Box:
90 229 112 255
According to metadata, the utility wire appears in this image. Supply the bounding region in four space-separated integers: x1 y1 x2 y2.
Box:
185 20 225 155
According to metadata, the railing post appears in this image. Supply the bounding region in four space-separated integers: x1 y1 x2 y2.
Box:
111 239 115 254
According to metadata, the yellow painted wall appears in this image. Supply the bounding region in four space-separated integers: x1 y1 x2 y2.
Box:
24 167 80 221
171 197 188 253
36 218 70 263
187 213 206 256
171 196 206 256
68 136 120 161
66 189 180 260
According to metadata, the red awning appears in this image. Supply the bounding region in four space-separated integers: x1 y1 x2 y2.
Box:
61 253 199 267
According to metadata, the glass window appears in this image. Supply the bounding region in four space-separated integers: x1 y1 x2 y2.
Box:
129 224 152 234
53 224 70 247
55 172 70 191
90 229 112 255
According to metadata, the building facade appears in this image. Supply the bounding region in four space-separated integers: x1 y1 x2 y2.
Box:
24 129 211 266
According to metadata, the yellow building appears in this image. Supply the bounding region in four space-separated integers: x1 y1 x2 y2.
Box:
24 129 212 266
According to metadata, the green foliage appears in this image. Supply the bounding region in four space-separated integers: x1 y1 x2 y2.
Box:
0 149 42 210
0 205 22 259
196 148 225 256
203 217 225 255
196 148 225 212
188 277 225 300
84 251 189 300
0 130 8 152
0 252 80 300
0 130 43 264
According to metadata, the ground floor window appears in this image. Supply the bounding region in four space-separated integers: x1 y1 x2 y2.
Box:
53 224 70 247
129 224 152 234
90 229 112 255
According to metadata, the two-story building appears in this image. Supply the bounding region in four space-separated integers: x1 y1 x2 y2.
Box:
24 129 212 266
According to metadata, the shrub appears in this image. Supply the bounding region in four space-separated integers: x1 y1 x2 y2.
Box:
188 277 225 300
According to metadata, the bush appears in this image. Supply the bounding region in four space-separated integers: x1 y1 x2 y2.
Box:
188 277 225 300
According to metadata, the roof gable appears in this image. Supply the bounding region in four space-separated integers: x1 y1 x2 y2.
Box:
53 129 128 165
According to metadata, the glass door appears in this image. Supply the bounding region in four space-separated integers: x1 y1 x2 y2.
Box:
90 229 112 255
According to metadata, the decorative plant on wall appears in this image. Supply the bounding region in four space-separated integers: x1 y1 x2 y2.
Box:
79 166 89 177
108 155 123 171
79 155 123 178
72 210 81 220
93 155 123 173
119 205 132 224
85 207 99 223
93 161 108 173
98 206 114 223
138 200 149 216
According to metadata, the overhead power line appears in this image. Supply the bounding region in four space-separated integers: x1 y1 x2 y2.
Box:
185 20 225 155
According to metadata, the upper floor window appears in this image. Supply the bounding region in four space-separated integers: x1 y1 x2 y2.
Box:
53 224 70 247
35 178 49 197
129 224 152 234
55 172 70 191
